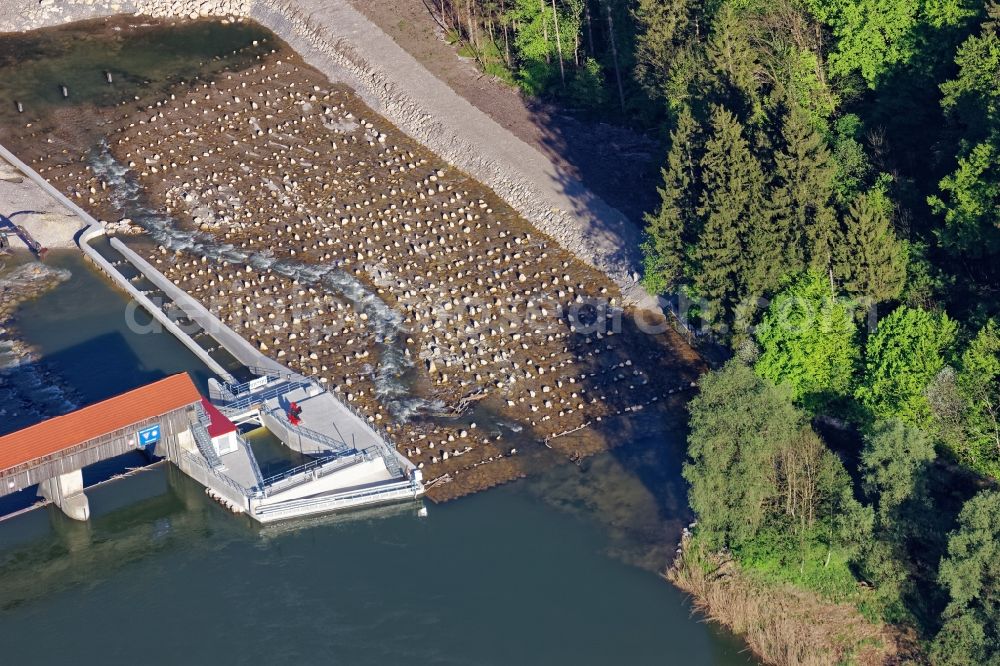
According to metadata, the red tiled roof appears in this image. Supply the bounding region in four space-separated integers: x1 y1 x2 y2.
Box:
0 373 202 471
200 398 236 438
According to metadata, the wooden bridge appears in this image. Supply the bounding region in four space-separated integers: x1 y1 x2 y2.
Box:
0 374 203 519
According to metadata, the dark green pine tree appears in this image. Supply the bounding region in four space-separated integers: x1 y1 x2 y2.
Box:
641 105 701 294
744 190 787 303
770 105 839 276
694 106 767 329
833 192 907 305
705 3 763 122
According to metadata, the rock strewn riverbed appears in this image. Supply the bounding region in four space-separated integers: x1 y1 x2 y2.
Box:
6 23 702 500
0 0 648 303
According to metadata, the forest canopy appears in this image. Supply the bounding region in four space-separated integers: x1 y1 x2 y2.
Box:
434 0 1000 660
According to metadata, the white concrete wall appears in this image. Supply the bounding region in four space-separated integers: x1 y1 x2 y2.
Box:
213 431 238 456
257 457 391 505
37 469 90 521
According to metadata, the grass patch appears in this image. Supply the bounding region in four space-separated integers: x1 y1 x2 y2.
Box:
734 528 863 604
668 536 915 665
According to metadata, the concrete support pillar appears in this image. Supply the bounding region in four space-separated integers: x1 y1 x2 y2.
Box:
37 469 90 521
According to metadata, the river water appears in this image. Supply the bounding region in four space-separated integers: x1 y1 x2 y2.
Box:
0 18 756 665
0 252 753 664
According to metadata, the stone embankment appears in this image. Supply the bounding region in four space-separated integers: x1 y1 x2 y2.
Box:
0 0 650 305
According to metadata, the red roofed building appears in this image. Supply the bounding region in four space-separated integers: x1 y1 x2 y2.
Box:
200 398 239 456
0 373 203 498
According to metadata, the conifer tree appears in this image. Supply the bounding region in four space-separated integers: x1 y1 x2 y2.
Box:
633 0 695 104
641 106 700 294
693 106 766 328
770 105 838 274
833 192 907 305
705 4 764 119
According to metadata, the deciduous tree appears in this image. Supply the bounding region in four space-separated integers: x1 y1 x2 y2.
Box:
934 490 1000 664
755 271 859 410
856 305 957 424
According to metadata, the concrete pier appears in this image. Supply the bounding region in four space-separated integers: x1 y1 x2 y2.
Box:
37 469 90 521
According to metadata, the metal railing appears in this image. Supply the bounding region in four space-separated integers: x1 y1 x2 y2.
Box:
258 447 378 497
329 386 400 451
326 387 406 477
194 402 212 427
190 421 223 470
238 434 266 490
212 371 280 402
247 365 307 383
260 451 344 489
181 450 257 500
264 406 351 453
219 379 311 416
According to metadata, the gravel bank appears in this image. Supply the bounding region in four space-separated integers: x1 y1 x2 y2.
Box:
0 0 650 305
0 155 84 249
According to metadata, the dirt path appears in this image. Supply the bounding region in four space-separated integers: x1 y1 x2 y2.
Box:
345 0 663 227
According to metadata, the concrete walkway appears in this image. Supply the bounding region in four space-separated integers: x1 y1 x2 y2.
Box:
0 155 84 250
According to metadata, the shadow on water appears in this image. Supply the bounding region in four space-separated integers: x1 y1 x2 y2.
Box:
0 251 220 516
4 330 210 406
516 307 704 572
0 459 756 665
11 251 216 399
0 465 244 611
0 329 207 516
0 19 758 663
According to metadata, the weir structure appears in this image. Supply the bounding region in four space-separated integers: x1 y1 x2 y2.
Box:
0 373 423 523
0 374 202 521
0 141 424 525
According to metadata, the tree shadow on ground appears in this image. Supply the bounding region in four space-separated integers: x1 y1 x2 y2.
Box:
525 99 664 227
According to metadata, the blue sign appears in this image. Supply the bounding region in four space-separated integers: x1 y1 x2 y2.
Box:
137 424 161 449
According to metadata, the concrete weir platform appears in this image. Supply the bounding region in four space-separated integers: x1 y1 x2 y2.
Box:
0 142 423 525
203 372 422 523
0 371 422 524
37 469 90 521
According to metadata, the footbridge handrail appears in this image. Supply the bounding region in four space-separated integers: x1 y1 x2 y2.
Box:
181 450 261 499
218 379 311 415
325 388 404 476
263 405 351 453
259 447 379 496
328 386 399 450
